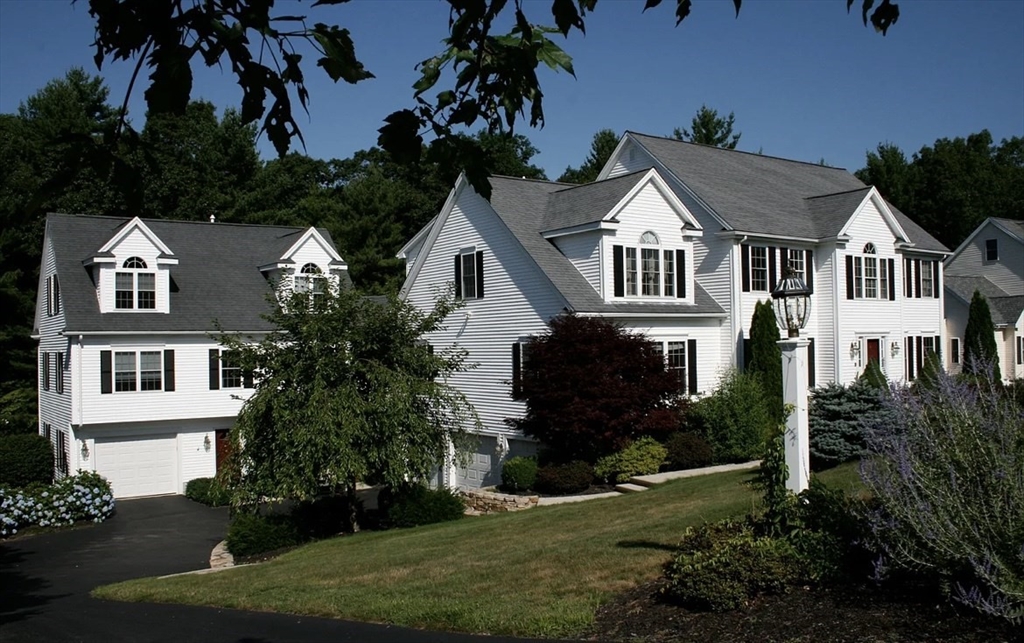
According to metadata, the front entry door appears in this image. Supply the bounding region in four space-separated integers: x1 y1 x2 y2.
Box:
866 338 881 366
215 429 231 473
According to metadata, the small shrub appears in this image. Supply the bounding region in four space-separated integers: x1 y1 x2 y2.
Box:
808 381 890 471
665 432 713 470
184 477 231 507
692 370 773 463
534 461 594 495
225 512 301 557
380 484 464 529
0 433 54 487
1 471 115 537
500 456 538 492
594 437 667 483
662 520 801 612
790 479 872 583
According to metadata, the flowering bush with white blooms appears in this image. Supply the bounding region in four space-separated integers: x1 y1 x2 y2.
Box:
1 471 115 538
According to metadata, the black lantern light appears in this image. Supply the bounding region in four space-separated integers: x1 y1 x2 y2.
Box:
771 270 812 338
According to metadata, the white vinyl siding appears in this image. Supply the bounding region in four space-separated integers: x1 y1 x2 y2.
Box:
945 223 1023 296
37 237 74 479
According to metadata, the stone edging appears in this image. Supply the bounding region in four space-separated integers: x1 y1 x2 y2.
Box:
461 488 539 515
210 540 235 568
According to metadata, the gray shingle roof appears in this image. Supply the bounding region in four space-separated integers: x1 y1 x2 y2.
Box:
542 170 649 231
989 296 1024 326
944 275 1010 303
992 217 1024 241
627 132 948 252
488 177 726 316
47 213 345 333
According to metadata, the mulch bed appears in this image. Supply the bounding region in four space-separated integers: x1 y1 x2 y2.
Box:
586 579 1022 643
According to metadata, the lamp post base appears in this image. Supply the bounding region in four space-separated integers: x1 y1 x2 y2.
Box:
777 337 810 493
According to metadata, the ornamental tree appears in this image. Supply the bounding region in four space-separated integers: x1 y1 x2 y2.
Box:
747 299 783 423
963 289 1000 380
508 314 683 462
219 285 476 532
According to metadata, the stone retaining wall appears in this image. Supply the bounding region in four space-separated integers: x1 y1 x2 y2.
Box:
461 488 538 514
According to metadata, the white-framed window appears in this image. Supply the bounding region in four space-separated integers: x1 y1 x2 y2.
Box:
625 247 638 296
950 337 961 365
640 232 661 296
46 274 61 317
41 351 50 391
664 249 676 297
221 351 243 389
852 244 890 300
114 350 163 392
55 352 64 394
665 341 687 388
653 338 697 395
922 336 936 357
750 246 768 292
619 232 682 299
294 263 326 304
785 249 804 282
986 238 998 261
921 260 935 297
460 252 477 299
115 257 156 310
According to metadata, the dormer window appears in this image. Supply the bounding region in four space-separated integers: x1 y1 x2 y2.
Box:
115 257 156 310
295 263 326 304
613 233 687 300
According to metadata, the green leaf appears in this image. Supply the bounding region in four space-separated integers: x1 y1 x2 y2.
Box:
551 0 585 36
436 90 456 110
536 40 575 77
144 44 194 116
378 109 423 165
312 24 374 84
413 63 441 96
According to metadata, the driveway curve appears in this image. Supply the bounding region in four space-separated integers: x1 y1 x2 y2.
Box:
1 496 562 643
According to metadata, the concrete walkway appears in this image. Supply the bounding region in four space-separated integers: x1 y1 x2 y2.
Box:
535 460 761 505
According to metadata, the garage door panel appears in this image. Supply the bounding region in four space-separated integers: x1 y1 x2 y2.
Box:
95 435 177 498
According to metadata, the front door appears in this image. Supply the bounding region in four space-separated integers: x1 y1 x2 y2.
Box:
215 429 231 473
866 338 881 366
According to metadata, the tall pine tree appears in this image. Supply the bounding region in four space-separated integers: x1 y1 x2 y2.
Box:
963 290 1001 380
748 300 784 423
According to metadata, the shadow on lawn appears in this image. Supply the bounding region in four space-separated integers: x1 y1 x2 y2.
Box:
615 539 677 552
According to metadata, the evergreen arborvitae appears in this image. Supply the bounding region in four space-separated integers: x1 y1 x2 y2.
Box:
748 300 784 423
963 290 1001 380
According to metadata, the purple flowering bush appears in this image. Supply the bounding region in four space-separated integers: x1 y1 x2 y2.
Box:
861 367 1024 623
0 471 115 538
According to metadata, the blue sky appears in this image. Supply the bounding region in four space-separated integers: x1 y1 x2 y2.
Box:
1 0 1022 178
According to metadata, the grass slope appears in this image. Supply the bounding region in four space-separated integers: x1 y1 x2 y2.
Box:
94 464 861 638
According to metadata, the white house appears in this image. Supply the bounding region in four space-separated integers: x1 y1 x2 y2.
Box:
398 132 949 489
35 213 347 498
943 217 1024 379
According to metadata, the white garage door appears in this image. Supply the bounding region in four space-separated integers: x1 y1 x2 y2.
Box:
95 435 177 498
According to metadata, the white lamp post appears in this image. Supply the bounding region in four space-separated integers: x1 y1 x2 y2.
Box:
771 272 812 493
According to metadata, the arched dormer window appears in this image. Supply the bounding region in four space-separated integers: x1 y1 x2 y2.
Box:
294 263 326 304
640 231 660 245
116 256 156 309
863 243 876 254
627 231 675 297
851 242 888 299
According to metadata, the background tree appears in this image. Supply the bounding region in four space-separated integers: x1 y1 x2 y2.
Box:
509 314 683 462
78 0 901 197
856 131 1024 250
557 129 619 184
747 300 783 423
962 290 1000 380
673 104 742 149
222 285 476 531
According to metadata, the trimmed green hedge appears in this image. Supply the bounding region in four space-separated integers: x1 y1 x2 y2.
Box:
0 433 53 487
184 477 231 507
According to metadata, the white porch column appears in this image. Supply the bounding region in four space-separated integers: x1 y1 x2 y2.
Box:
778 337 811 493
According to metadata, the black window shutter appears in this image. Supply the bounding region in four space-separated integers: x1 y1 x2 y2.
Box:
613 245 624 297
163 350 175 392
741 244 750 292
779 247 789 277
742 338 752 371
475 250 484 299
906 337 914 380
676 249 686 298
511 343 522 398
53 276 59 314
768 247 778 292
888 258 896 301
807 338 816 388
845 255 854 299
100 350 112 394
687 339 698 395
453 255 462 298
932 261 940 298
209 349 220 390
916 336 924 374
904 258 911 297
914 259 922 298
46 277 51 316
805 249 814 292
243 367 254 389
934 335 942 358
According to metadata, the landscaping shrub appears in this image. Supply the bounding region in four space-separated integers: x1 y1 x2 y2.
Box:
380 484 465 528
790 479 873 583
1 471 115 537
508 314 684 462
0 433 53 487
290 494 361 539
533 461 593 495
861 366 1024 622
808 381 889 470
662 520 801 612
692 370 773 463
500 456 538 492
747 300 783 423
594 437 667 483
664 432 712 470
225 512 301 557
184 477 231 507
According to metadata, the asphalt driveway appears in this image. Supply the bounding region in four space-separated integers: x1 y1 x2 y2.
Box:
1 496 560 643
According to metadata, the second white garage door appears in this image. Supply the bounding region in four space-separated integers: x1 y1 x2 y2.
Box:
95 435 177 498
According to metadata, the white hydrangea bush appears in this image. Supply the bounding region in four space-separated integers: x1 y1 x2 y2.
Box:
1 471 115 537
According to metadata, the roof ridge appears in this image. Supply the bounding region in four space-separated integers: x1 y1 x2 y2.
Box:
550 168 652 194
48 212 309 232
804 186 873 201
626 130 853 172
490 174 572 186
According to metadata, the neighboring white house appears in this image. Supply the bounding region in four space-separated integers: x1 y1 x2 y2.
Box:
943 217 1024 380
35 214 347 498
398 132 949 489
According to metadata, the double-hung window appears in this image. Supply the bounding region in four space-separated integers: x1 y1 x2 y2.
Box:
654 338 698 395
950 337 961 365
102 349 173 394
750 246 768 292
665 341 687 388
209 349 253 390
614 232 686 300
41 352 50 391
46 275 61 316
55 352 64 394
115 257 156 310
454 249 484 300
294 263 326 305
785 249 805 282
848 244 894 300
114 352 139 391
921 260 935 297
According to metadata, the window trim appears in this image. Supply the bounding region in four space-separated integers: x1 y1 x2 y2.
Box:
950 337 961 365
921 259 935 298
55 352 64 394
115 257 156 310
209 349 254 391
41 351 50 391
454 249 485 300
985 238 998 262
653 338 698 395
749 246 768 292
849 245 893 300
105 350 169 393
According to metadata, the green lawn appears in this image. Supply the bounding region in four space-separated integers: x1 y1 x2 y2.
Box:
94 463 862 638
